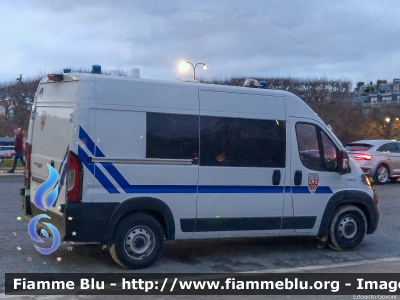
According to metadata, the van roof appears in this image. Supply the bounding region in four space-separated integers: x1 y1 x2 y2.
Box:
40 73 327 135
41 73 290 98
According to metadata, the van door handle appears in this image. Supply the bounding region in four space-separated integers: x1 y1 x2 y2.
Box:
294 170 302 186
272 170 281 186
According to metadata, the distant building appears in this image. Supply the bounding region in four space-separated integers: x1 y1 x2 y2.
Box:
352 78 400 105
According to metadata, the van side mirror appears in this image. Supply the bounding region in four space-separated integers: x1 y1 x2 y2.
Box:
338 150 351 175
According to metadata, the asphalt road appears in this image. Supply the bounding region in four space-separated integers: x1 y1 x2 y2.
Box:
1 177 400 299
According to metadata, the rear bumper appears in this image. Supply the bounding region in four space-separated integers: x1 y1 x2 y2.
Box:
360 167 374 176
21 187 114 243
353 163 376 176
350 159 376 176
21 189 66 239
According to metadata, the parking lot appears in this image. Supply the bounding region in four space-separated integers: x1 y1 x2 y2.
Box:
1 176 400 298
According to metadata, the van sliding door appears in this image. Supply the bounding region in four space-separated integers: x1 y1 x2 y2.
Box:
190 91 288 237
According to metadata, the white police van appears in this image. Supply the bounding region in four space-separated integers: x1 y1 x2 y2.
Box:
21 67 379 269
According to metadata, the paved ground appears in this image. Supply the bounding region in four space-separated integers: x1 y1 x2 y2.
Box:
1 176 400 299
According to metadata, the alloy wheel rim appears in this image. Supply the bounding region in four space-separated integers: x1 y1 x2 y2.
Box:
377 166 389 183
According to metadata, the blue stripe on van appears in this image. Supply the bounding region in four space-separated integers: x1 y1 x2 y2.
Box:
79 127 105 157
54 146 69 206
78 146 120 194
124 185 197 194
78 126 333 195
98 162 131 192
291 186 333 194
199 185 284 193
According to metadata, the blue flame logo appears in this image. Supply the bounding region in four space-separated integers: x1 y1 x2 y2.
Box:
28 164 61 254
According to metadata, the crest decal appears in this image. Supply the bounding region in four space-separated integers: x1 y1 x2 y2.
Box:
308 173 319 193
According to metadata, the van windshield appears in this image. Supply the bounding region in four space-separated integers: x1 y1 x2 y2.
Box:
345 143 373 151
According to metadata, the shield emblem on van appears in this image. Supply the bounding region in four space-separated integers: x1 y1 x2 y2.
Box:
41 111 47 131
308 173 319 193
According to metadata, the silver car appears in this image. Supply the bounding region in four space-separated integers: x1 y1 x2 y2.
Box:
0 145 15 158
345 139 400 184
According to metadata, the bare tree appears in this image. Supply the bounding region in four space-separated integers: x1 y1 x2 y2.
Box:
0 76 40 136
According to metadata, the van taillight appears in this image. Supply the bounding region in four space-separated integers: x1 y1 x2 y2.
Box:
47 74 64 81
355 154 372 160
24 143 32 187
66 151 83 202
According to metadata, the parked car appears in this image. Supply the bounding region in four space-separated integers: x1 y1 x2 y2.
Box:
345 139 400 184
0 145 15 158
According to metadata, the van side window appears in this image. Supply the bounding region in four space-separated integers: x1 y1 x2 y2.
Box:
200 116 286 167
296 123 338 172
146 113 199 161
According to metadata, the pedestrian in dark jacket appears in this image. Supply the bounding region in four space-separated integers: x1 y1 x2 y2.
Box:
7 128 25 173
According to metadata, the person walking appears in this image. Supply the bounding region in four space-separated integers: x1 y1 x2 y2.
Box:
7 128 25 173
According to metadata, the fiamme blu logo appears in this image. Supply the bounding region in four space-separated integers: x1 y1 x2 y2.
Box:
27 164 61 254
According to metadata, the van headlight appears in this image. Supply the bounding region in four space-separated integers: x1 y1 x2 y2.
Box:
362 174 372 187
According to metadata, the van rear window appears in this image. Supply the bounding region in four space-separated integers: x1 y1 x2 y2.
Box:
146 113 199 161
345 143 373 151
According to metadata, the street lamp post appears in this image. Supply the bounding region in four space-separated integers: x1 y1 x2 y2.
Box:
385 117 392 139
185 62 207 80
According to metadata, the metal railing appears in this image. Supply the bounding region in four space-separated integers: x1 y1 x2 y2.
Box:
0 158 25 173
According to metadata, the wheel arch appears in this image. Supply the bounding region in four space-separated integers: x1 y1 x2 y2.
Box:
104 196 175 242
318 190 379 237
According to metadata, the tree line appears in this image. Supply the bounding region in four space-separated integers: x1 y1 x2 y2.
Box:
0 73 399 144
206 76 400 144
0 76 41 137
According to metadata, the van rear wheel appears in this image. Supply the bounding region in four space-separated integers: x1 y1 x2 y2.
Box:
110 213 164 269
328 205 367 251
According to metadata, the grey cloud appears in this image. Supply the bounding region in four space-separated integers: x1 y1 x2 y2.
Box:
2 0 400 84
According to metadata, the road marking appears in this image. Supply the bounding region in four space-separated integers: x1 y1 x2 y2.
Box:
0 295 72 299
242 256 400 273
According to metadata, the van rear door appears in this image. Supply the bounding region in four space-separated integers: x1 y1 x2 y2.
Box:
30 80 78 215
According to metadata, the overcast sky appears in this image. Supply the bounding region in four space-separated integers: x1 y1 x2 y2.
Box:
2 0 400 86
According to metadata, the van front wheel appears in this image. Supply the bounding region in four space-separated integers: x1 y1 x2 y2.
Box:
110 213 164 269
328 205 367 251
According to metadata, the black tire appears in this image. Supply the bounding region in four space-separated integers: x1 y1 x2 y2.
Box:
328 205 367 251
110 213 164 269
374 164 390 184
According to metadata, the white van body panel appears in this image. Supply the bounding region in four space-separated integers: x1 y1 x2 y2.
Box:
288 116 347 234
30 80 77 215
194 90 286 237
83 79 201 239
